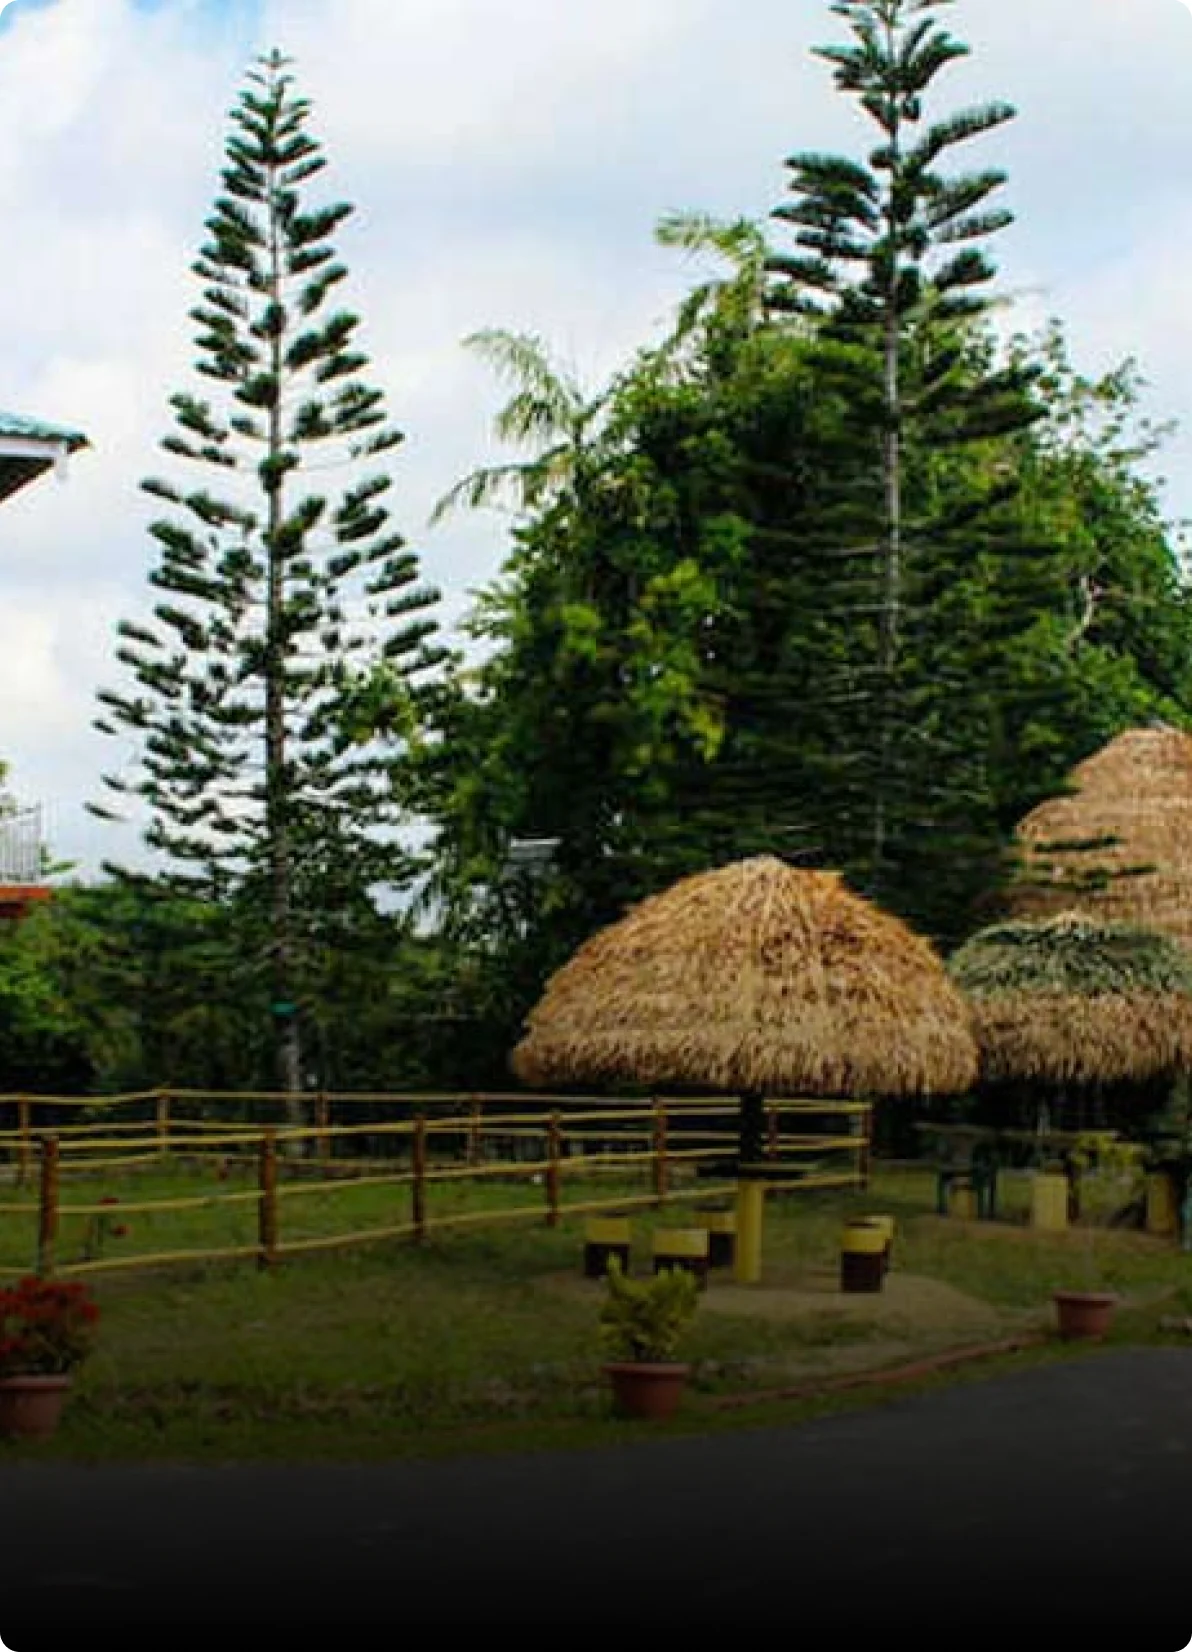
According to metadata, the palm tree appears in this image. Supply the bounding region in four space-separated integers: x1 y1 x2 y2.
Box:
430 329 610 525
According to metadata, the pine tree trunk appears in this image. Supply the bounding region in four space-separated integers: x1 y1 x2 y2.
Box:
872 31 903 898
265 144 304 1145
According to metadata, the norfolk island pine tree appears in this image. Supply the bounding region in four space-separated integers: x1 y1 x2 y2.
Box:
90 49 449 1126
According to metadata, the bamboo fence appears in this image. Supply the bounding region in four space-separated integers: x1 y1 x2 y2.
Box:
0 1090 871 1281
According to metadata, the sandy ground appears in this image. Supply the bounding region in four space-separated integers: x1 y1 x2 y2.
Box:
542 1265 1046 1370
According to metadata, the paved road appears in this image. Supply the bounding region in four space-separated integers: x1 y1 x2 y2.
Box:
4 1349 1192 1642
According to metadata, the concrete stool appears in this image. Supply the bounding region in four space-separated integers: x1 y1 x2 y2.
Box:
584 1217 631 1279
840 1218 886 1294
652 1227 710 1289
701 1209 737 1268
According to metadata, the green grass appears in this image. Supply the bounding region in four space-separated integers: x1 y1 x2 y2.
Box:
2 1160 1189 1466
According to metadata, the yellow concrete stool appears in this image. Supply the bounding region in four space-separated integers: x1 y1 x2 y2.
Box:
863 1213 895 1272
584 1217 631 1279
1146 1172 1179 1239
652 1227 711 1289
701 1210 737 1269
1031 1172 1070 1232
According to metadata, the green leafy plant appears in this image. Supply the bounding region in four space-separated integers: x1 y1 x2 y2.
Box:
1068 1133 1145 1223
1065 1132 1145 1290
0 1278 100 1378
598 1256 699 1364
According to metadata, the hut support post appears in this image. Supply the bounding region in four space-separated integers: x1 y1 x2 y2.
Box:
736 1092 767 1284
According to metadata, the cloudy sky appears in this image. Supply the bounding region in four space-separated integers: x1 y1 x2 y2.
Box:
0 0 1190 881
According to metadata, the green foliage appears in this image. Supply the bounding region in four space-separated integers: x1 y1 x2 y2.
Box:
598 1257 700 1364
949 916 1192 1000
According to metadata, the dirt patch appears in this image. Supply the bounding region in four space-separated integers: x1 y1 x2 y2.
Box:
541 1267 1041 1340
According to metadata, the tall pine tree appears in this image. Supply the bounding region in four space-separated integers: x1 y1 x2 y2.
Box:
91 49 446 1118
767 0 1044 904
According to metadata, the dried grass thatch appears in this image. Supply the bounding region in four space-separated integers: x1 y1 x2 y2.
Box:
510 857 977 1097
1008 724 1192 951
948 912 1192 1085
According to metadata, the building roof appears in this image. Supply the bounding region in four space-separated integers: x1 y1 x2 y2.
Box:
0 411 89 504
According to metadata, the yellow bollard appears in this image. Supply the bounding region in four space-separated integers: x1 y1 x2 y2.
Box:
1031 1172 1069 1232
948 1184 978 1221
735 1180 765 1285
1146 1172 1179 1238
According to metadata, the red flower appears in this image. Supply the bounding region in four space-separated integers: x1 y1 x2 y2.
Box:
0 1277 100 1377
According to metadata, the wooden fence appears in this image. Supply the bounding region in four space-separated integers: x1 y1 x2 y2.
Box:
0 1090 871 1281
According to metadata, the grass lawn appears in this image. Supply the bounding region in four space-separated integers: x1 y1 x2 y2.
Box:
2 1161 1191 1465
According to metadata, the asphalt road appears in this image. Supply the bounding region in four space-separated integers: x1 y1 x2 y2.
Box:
4 1349 1192 1643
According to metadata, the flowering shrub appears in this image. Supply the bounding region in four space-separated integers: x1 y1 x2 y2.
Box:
0 1278 100 1378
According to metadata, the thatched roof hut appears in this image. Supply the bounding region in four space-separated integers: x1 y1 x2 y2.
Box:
1007 724 1192 952
948 912 1192 1087
511 857 977 1097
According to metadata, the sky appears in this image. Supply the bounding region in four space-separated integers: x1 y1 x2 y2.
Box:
0 0 1191 881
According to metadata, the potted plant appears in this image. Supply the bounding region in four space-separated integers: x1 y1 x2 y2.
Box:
1052 1134 1142 1340
599 1255 699 1421
0 1277 100 1439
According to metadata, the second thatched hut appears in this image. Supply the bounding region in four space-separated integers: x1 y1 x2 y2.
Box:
947 911 1192 1132
1008 724 1192 953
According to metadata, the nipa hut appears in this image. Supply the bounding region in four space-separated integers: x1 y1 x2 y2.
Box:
511 857 978 1099
1007 724 1192 953
512 857 978 1280
947 912 1192 1132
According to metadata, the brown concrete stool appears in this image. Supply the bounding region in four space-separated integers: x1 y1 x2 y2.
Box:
584 1217 631 1279
652 1227 710 1289
701 1209 737 1269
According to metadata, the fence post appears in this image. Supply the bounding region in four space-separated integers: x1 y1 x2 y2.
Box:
317 1092 331 1167
412 1115 428 1244
546 1112 562 1228
858 1106 872 1191
156 1089 171 1159
467 1097 482 1167
767 1102 780 1162
16 1096 30 1189
257 1128 278 1270
653 1099 669 1207
37 1135 60 1279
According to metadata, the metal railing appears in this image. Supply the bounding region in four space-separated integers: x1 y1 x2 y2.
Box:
0 805 43 883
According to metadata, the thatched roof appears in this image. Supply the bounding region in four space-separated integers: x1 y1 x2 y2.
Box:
1007 724 1192 952
510 857 978 1097
948 912 1192 1085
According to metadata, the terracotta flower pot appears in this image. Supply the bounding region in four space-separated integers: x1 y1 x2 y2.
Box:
1053 1291 1118 1341
0 1375 72 1440
604 1362 690 1421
